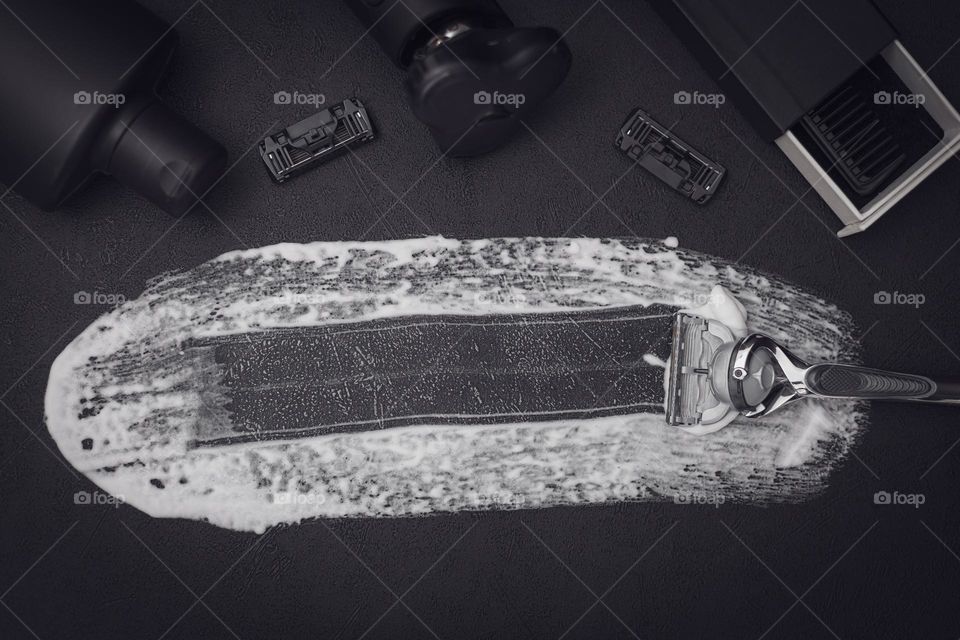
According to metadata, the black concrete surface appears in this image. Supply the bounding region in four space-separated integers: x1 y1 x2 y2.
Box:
2 1 960 638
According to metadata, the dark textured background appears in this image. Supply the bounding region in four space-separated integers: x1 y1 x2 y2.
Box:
3 1 960 638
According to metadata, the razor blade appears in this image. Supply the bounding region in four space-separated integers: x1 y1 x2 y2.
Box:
260 98 375 183
666 313 736 427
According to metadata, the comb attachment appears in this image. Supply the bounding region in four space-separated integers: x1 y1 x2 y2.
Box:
801 86 906 195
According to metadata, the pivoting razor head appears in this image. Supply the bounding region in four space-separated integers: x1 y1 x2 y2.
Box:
666 313 739 427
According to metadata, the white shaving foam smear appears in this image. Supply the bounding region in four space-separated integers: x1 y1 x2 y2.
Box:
45 237 864 532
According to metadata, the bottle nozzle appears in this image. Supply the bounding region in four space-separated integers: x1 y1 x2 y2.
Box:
108 101 227 216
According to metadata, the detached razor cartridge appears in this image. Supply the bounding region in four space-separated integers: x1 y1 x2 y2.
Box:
260 98 375 183
615 108 725 205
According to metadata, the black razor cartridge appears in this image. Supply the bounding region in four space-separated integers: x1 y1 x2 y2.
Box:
615 108 725 205
260 98 375 182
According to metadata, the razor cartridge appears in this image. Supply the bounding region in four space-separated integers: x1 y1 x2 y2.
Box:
615 108 725 205
666 313 737 427
260 98 375 183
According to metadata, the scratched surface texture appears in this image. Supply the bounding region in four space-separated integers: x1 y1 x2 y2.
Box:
3 0 960 638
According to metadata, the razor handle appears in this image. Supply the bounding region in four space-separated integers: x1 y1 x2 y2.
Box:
805 364 960 404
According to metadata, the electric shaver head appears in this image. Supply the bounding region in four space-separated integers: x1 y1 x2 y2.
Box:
343 0 572 156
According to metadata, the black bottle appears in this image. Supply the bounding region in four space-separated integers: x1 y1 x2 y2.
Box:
0 0 227 215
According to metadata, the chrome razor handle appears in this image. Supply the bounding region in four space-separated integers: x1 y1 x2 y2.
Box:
730 334 960 418
804 364 960 405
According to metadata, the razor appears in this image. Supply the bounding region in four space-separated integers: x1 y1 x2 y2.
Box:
667 313 960 430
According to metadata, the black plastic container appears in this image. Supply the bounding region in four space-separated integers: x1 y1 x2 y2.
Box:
0 0 227 215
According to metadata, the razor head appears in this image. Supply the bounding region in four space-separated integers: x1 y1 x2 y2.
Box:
259 98 375 183
666 313 738 427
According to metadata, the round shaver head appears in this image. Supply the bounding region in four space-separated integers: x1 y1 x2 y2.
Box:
406 26 572 156
342 0 572 156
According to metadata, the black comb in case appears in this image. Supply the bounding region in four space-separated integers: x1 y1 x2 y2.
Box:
615 108 725 205
800 85 906 196
653 0 960 236
260 98 374 183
